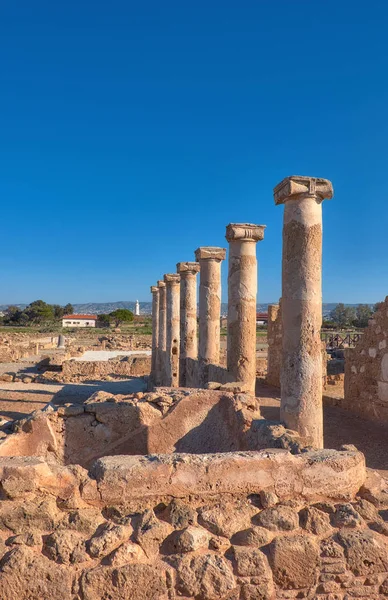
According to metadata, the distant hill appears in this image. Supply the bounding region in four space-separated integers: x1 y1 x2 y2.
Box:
0 301 369 318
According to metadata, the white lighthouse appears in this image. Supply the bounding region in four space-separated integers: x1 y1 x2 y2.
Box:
135 300 140 316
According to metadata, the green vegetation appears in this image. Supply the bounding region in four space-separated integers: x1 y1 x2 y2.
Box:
1 300 74 328
327 303 377 330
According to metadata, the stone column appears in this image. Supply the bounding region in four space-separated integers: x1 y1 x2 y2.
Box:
177 261 200 387
274 175 333 448
194 247 226 386
157 280 167 385
226 223 265 394
150 285 160 383
164 273 181 387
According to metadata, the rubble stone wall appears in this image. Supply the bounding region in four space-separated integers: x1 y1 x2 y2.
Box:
1 449 387 600
344 297 388 422
61 355 151 380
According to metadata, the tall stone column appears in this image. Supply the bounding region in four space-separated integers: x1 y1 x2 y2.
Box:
150 285 160 383
194 247 226 386
274 175 333 448
164 273 181 387
177 261 200 387
226 223 265 394
157 280 167 385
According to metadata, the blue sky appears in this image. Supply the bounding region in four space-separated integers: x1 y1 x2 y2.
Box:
0 0 387 305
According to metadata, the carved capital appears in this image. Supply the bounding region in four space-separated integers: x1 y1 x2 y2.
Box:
177 261 200 276
274 175 333 205
150 286 159 294
157 280 166 289
164 273 181 285
225 223 266 243
194 247 226 262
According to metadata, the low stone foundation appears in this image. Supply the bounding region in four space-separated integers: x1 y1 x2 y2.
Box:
1 448 386 600
61 354 151 380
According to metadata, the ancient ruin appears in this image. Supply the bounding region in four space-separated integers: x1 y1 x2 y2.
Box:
274 175 333 448
344 296 388 422
2 176 388 600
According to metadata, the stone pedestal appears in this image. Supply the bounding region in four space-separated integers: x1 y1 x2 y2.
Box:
274 175 333 448
194 247 226 387
157 280 167 385
226 223 265 394
164 273 181 387
150 286 160 383
177 262 200 387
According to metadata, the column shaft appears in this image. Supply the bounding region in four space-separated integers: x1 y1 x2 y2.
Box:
226 223 265 394
195 247 226 386
157 280 167 385
274 176 333 448
164 273 180 387
177 262 200 387
150 286 160 383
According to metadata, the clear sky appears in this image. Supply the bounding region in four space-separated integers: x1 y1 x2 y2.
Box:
0 0 387 305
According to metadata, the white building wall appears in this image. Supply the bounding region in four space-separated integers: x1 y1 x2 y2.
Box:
62 319 96 328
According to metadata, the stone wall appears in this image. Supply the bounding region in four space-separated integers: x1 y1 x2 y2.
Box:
61 355 151 381
1 449 387 600
0 390 306 468
344 297 388 422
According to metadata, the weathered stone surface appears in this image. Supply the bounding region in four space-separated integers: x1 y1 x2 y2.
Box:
0 546 73 600
87 522 133 558
80 563 169 600
257 505 299 532
134 509 172 557
231 526 273 547
332 503 363 528
107 541 147 566
176 553 236 599
43 530 88 564
344 296 388 423
274 175 333 448
269 534 320 589
88 449 366 505
163 526 210 554
160 499 197 528
337 529 388 575
198 501 257 537
226 223 265 394
299 506 332 535
0 497 61 533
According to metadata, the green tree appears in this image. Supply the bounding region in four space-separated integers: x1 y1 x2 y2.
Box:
63 303 74 315
109 309 134 328
97 314 111 327
53 304 65 319
3 305 25 325
24 300 54 324
330 303 356 329
353 304 373 328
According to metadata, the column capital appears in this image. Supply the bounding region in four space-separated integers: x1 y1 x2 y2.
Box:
164 273 181 285
274 175 333 205
195 247 226 262
177 261 200 275
150 285 159 294
157 280 166 289
225 223 266 242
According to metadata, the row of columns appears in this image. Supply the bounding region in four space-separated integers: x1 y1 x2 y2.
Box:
151 175 333 448
150 224 265 395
